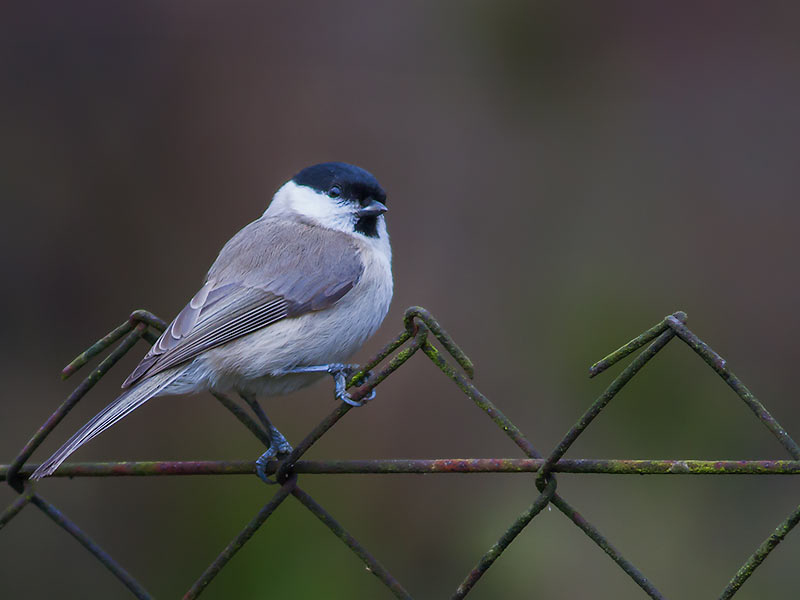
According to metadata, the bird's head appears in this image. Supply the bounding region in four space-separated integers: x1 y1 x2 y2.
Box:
267 162 388 240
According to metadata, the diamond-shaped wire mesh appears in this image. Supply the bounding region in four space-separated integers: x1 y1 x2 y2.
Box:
1 307 799 598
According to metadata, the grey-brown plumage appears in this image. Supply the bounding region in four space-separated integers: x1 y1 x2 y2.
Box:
31 162 392 481
123 219 364 388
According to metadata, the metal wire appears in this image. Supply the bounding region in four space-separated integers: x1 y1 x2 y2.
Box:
2 307 799 598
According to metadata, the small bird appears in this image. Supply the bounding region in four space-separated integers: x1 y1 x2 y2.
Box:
31 162 393 482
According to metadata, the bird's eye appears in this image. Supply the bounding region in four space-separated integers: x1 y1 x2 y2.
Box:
328 186 342 199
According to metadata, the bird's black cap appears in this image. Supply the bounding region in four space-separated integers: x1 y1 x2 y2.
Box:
292 162 386 205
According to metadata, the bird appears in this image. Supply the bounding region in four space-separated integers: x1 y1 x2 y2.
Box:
31 162 393 483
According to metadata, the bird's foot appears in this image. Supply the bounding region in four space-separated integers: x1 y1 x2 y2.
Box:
276 363 375 406
237 391 294 484
255 430 293 485
326 363 374 407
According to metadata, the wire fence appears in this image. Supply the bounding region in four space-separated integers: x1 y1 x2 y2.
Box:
2 307 799 598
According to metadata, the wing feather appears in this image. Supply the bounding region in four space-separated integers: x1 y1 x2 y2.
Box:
122 218 364 388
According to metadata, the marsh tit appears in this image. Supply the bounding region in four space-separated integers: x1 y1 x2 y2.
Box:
31 162 392 483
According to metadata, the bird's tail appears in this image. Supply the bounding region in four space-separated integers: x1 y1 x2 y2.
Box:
30 369 182 480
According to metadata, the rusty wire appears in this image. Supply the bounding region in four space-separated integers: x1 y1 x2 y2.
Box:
2 307 799 598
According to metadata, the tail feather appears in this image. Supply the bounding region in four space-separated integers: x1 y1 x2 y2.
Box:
30 369 182 480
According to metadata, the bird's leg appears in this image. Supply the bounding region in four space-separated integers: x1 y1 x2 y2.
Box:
275 363 374 407
239 391 292 484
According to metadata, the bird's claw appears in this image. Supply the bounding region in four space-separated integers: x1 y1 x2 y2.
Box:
327 363 374 406
275 363 375 406
255 438 293 485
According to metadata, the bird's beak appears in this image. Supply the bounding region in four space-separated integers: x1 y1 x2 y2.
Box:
356 200 388 218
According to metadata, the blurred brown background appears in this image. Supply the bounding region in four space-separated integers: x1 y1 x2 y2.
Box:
2 2 800 598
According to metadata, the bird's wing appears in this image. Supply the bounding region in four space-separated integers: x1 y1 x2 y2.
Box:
122 218 364 388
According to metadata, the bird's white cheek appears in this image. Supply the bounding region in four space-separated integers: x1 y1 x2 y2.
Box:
270 182 355 233
302 200 354 233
